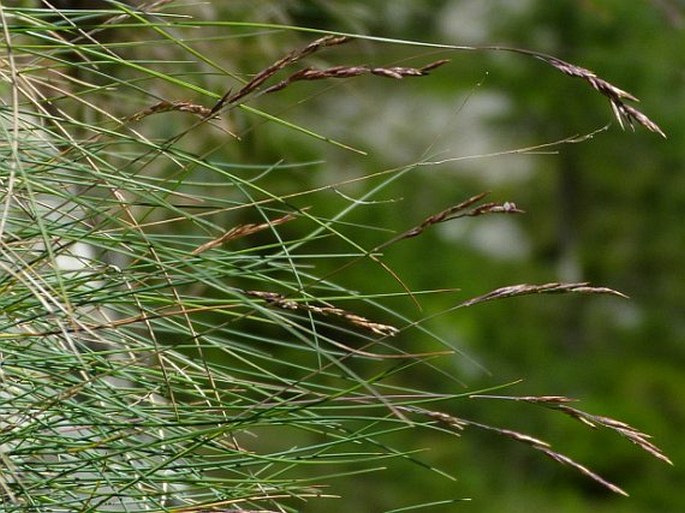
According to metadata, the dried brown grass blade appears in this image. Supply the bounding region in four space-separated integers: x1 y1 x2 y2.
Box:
128 100 214 122
539 55 666 137
473 46 665 137
263 59 450 94
539 447 629 496
381 192 523 249
244 290 399 338
397 405 467 431
211 35 351 113
471 394 672 465
552 405 673 465
401 405 629 496
459 282 628 308
191 213 298 255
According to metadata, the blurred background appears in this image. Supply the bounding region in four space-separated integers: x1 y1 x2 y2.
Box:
218 0 685 513
23 0 683 511
214 1 684 511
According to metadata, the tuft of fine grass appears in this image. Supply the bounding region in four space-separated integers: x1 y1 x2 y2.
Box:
0 2 669 512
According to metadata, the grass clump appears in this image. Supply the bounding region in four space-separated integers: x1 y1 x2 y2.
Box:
0 2 669 512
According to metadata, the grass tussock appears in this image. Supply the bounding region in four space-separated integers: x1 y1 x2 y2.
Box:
0 2 669 511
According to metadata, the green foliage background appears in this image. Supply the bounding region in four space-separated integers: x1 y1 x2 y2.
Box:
1 1 682 512
229 2 685 511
